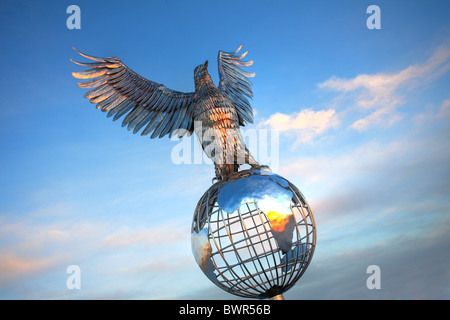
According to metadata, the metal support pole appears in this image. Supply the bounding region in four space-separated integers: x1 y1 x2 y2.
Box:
269 293 285 300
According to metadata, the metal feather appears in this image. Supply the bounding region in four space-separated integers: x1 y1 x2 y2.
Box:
84 83 111 99
96 91 121 110
107 99 131 118
77 77 107 89
141 112 165 136
133 111 155 134
70 60 105 68
72 68 108 79
113 101 135 122
151 112 172 139
127 107 149 131
72 47 105 62
100 95 127 112
90 88 115 104
122 105 143 127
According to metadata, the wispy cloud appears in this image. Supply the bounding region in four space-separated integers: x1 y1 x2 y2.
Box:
258 45 450 146
438 98 450 118
0 253 61 286
104 220 188 248
259 108 340 146
318 45 450 131
281 104 450 218
270 108 450 300
0 209 113 290
286 217 450 299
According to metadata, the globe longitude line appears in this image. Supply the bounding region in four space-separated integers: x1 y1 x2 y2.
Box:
219 206 263 297
286 182 316 289
246 203 278 290
230 207 268 296
213 212 246 292
255 205 284 288
282 204 302 288
240 204 286 295
288 200 307 287
208 207 247 295
237 204 272 293
236 213 271 296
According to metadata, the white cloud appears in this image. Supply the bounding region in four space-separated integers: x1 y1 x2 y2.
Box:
104 220 188 248
259 45 450 144
319 45 450 131
285 217 450 299
438 98 450 118
0 253 61 285
0 215 112 288
279 108 450 227
259 108 340 145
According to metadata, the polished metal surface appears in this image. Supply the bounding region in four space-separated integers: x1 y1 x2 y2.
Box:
71 46 259 180
191 168 317 299
72 47 317 300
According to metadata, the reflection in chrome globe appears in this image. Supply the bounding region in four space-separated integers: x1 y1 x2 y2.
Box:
191 169 316 299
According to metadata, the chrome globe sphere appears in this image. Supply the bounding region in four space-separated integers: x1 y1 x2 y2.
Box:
191 168 316 299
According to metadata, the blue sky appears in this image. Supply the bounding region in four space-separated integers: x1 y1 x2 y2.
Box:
0 0 448 299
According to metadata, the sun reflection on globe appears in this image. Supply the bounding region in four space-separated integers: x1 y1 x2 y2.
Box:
191 168 316 299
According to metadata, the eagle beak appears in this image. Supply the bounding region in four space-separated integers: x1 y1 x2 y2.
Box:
203 60 209 68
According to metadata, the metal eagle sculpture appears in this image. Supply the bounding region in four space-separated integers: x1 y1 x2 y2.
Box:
71 45 263 180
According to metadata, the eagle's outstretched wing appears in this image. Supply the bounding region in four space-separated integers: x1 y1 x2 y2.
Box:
217 45 255 125
71 48 196 138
